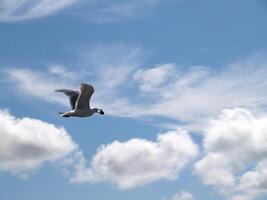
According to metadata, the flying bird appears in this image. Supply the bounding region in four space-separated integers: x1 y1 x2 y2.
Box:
55 83 104 118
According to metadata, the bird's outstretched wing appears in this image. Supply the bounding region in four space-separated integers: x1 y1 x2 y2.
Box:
75 83 94 110
55 89 79 110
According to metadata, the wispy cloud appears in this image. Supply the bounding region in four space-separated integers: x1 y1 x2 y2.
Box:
133 63 176 92
0 0 78 22
4 48 267 131
6 68 75 106
0 0 180 23
48 65 78 80
171 191 194 200
3 45 143 115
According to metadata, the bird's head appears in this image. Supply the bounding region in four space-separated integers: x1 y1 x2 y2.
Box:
80 83 88 92
92 108 104 115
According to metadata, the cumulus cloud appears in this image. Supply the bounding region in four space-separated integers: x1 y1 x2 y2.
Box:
195 108 267 200
238 160 267 192
0 109 77 175
233 160 267 200
0 0 78 22
71 129 198 189
171 191 194 200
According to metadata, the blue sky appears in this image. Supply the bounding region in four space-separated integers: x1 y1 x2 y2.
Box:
1 0 267 200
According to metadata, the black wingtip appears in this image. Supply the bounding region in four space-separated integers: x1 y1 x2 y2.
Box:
55 89 66 92
100 110 104 115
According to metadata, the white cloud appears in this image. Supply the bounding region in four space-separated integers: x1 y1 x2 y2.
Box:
195 108 267 200
133 63 176 92
96 54 267 130
6 68 75 106
85 44 141 89
194 153 235 190
0 109 77 175
238 160 267 192
3 45 144 116
171 191 194 200
144 61 267 128
0 0 180 23
234 160 267 200
5 49 267 131
48 65 80 80
71 129 198 189
0 0 78 22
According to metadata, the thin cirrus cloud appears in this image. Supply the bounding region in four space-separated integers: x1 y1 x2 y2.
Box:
6 68 75 106
92 51 267 130
4 45 144 116
71 129 198 189
0 109 78 176
171 191 194 200
4 46 267 130
133 63 176 92
0 0 176 23
0 0 78 22
195 108 267 200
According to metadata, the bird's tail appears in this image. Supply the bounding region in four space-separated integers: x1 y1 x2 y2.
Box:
58 112 70 118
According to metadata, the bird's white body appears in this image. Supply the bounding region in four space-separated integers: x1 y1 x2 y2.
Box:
61 108 96 118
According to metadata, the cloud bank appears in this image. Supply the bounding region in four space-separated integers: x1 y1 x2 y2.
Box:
195 108 267 200
0 106 198 189
71 129 198 189
0 109 77 175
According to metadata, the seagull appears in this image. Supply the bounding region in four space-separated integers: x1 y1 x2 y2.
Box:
55 83 104 118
